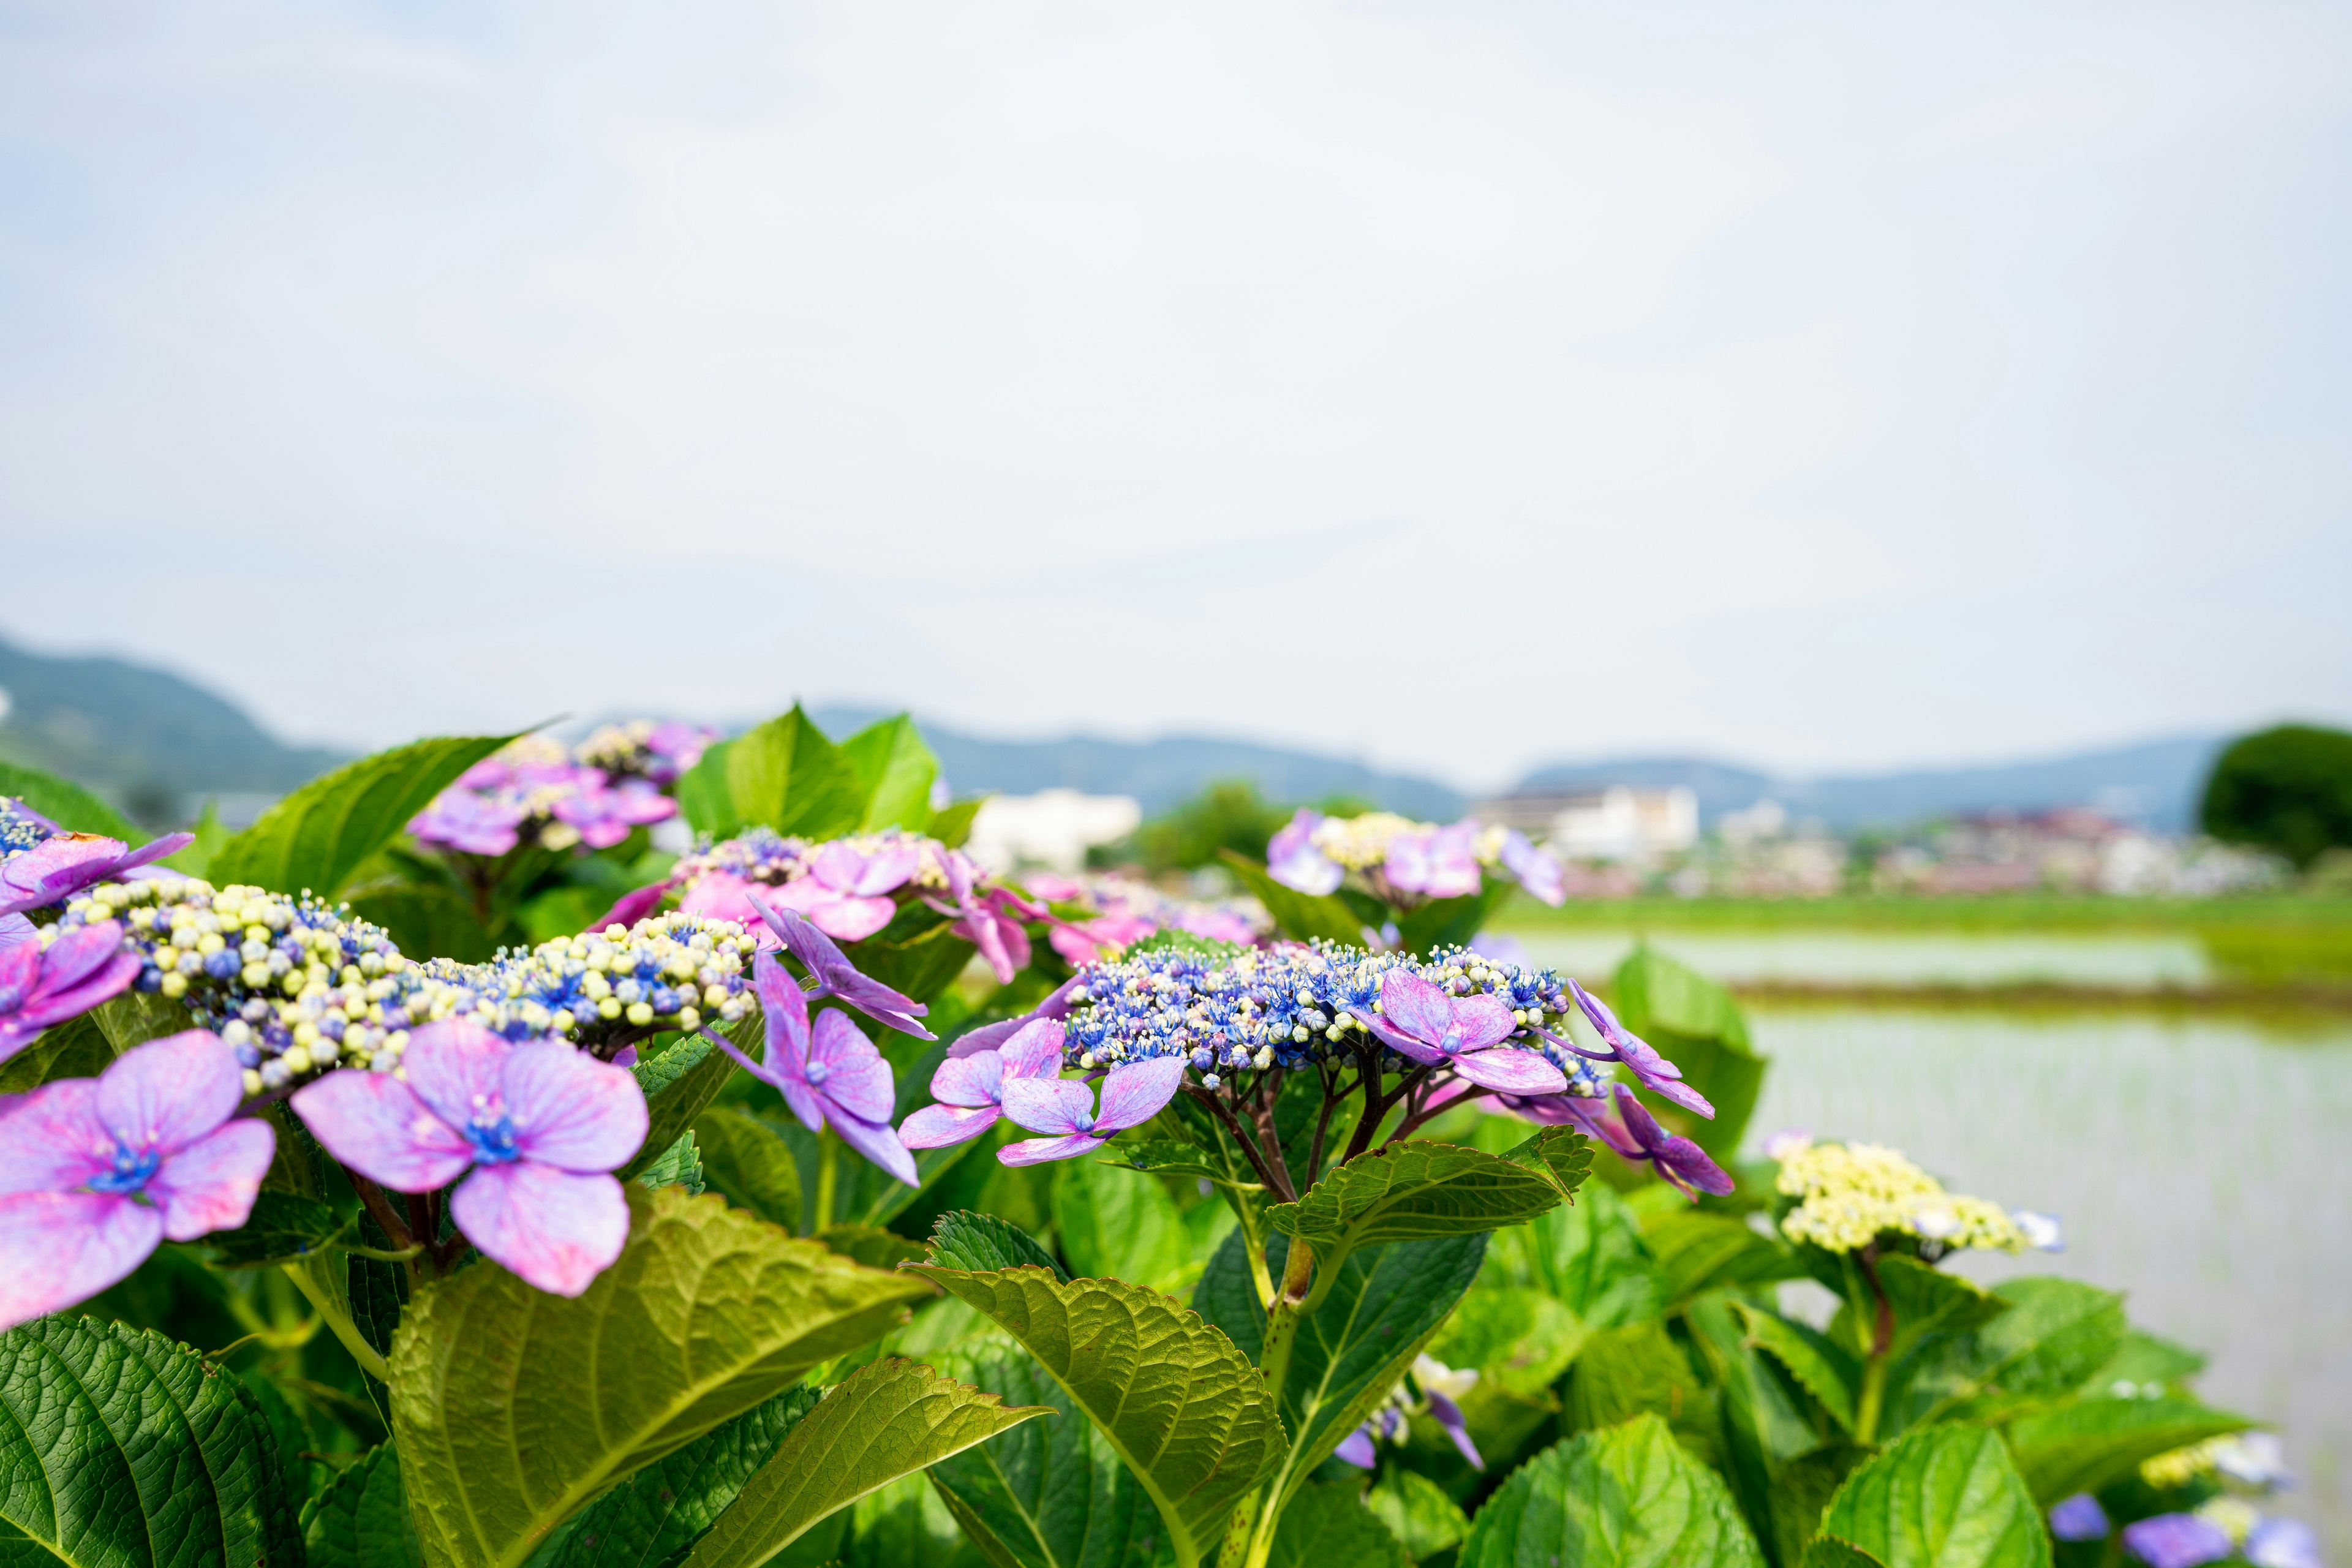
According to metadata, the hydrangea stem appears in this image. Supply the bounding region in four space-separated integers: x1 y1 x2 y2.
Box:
280 1262 391 1384
813 1122 839 1233
1853 1243 1896 1442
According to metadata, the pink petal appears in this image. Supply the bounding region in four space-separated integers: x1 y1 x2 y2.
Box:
1000 1076 1095 1136
31 920 129 994
449 1163 630 1297
21 953 141 1033
899 1102 1000 1149
1449 1048 1569 1095
289 1070 476 1193
148 1118 275 1242
829 1111 918 1186
998 1133 1106 1167
767 877 839 917
1049 925 1105 967
591 882 671 933
928 1051 1005 1109
777 1074 826 1133
96 1031 243 1156
0 1193 162 1332
1378 972 1453 1046
807 1011 894 1125
400 1022 513 1133
997 1019 1066 1081
809 895 898 943
0 1080 113 1194
503 1042 647 1173
1644 1075 1717 1118
821 842 919 898
1094 1057 1186 1133
1360 1012 1448 1066
679 872 757 924
1450 995 1521 1053
0 913 37 952
753 949 811 1072
114 834 194 875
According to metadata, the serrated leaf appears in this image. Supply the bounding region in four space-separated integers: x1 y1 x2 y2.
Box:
905 1265 1286 1568
211 732 516 898
0 1011 115 1095
693 1104 804 1229
1845 1256 2006 1366
927 1335 1166 1568
925 1212 1066 1280
635 1131 706 1195
1098 1140 1262 1194
1054 1152 1191 1293
204 1188 354 1268
1265 1485 1406 1568
1564 1320 1713 1458
818 1226 927 1270
0 1315 304 1568
622 1012 763 1183
681 1359 1049 1568
1215 852 1362 945
1429 1283 1588 1399
1819 1423 2047 1568
1685 1294 1831 1561
841 715 940 834
0 758 140 840
1458 1412 1766 1568
699 707 865 843
391 1185 934 1568
304 1443 425 1568
1771 1446 1874 1568
1803 1540 1885 1568
545 1387 820 1568
1498 1125 1594 1200
1485 1175 1662 1329
1735 1302 1861 1433
1266 1139 1567 1289
2001 1396 2250 1505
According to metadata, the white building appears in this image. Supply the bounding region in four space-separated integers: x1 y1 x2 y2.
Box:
965 790 1143 874
1480 786 1700 861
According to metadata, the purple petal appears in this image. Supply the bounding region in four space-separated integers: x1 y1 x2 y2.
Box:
20 952 141 1036
2048 1494 2111 1543
290 1069 476 1192
1569 980 1683 1080
1449 1048 1569 1095
1355 1008 1447 1065
1548 1093 1643 1158
590 881 672 933
1334 1427 1378 1468
1449 994 1520 1053
997 1133 1107 1166
1001 1077 1095 1136
753 949 812 1073
1093 1057 1186 1133
948 980 1080 1060
148 1118 275 1241
929 1050 1006 1109
2244 1518 2321 1568
0 1193 163 1332
0 1079 113 1193
1638 1072 1716 1119
997 1019 1067 1081
400 1022 513 1133
899 1102 1001 1149
827 1110 919 1186
503 1042 648 1173
777 1074 826 1134
1499 831 1565 907
827 841 921 898
1427 1390 1484 1468
29 920 130 995
1614 1084 1671 1154
1377 972 1453 1047
0 836 126 915
0 913 34 952
113 834 195 875
1267 810 1343 896
808 1010 895 1125
2119 1514 2234 1568
96 1031 242 1157
449 1163 630 1297
1615 1086 1733 1196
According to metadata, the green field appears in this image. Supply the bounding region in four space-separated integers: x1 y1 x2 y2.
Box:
1489 891 2352 932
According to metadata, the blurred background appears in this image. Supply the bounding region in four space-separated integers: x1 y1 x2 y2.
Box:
2 0 2348 1552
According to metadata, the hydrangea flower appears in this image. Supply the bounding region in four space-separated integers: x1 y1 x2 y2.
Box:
0 831 194 918
0 919 142 1065
2049 1494 2111 1542
1545 980 1714 1117
1498 829 1565 906
407 791 530 856
0 1030 274 1330
705 946 917 1185
928 853 1032 983
2245 1518 2323 1568
1024 871 1268 966
1773 1137 2043 1254
291 1021 647 1295
0 913 32 951
1333 1355 1483 1469
947 977 1082 1061
752 897 933 1040
1265 810 1567 906
1352 971 1567 1094
1562 1084 1734 1197
552 775 676 849
1267 809 1343 895
2119 1513 2234 1568
769 839 921 941
997 1056 1186 1166
1385 823 1482 899
900 1017 1065 1149
0 798 55 857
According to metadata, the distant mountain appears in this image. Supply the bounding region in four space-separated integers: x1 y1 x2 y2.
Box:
1511 735 2225 834
810 708 1468 818
0 632 347 820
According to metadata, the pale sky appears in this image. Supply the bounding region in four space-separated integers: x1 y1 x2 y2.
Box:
2 1 2346 791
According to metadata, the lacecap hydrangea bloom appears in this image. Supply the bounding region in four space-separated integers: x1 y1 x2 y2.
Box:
1267 809 1566 907
673 827 962 937
0 797 53 858
1022 871 1270 965
1769 1134 2062 1255
408 726 707 858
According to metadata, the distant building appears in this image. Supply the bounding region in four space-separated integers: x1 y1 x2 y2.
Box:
965 790 1143 874
1477 786 1699 861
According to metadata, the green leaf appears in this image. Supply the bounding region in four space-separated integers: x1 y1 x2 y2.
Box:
1564 1321 1715 1463
160 801 233 878
817 1226 927 1270
203 1188 354 1269
925 1212 1066 1280
209 731 516 897
1053 1151 1192 1293
622 1012 763 1183
693 1105 805 1229
905 1263 1286 1568
1215 852 1362 944
545 1387 820 1568
1802 1540 1885 1568
304 1443 425 1568
2001 1396 2250 1505
675 740 737 837
0 1012 116 1096
1393 878 1512 954
92 990 193 1054
1430 1283 1588 1399
1912 1278 2125 1427
635 1131 706 1195
1265 1485 1406 1568
1642 1210 1800 1307
391 1185 934 1568
1610 946 1766 1160
0 758 140 840
1458 1412 1766 1568
1487 1177 1662 1329
1266 1139 1567 1291
841 715 940 833
1684 1294 1832 1562
680 1359 1049 1568
349 885 498 965
929 798 984 851
0 1315 304 1568
1863 1256 2007 1366
2082 1330 2204 1396
1768 1447 1873 1568
1362 1468 1469 1563
698 707 865 842
1734 1303 1861 1434
1098 1140 1263 1196
1498 1124 1596 1200
1818 1423 2048 1568
927 1335 1167 1568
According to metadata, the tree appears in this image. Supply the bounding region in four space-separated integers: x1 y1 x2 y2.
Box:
2199 724 2352 869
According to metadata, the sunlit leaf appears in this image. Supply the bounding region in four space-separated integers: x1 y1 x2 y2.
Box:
1216 851 1362 944
1267 1139 1567 1289
2002 1396 2250 1506
1458 1412 1765 1568
210 732 516 898
1610 946 1768 1159
841 715 940 834
1817 1423 2048 1568
304 1443 424 1568
0 1011 115 1095
0 758 140 841
923 1210 1066 1280
693 1104 804 1230
545 1387 820 1568
1265 1485 1406 1568
1054 1150 1192 1293
1481 1167 1662 1329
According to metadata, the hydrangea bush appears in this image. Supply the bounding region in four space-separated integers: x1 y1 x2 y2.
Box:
0 710 2321 1568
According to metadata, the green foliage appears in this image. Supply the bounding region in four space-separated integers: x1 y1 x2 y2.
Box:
635 1130 707 1196
0 1011 115 1095
1487 1177 1663 1329
1216 851 1363 944
907 1261 1286 1568
925 1211 1068 1279
2199 722 2352 868
161 799 233 878
1265 1485 1408 1568
1564 1321 1716 1462
1429 1283 1588 1399
1363 1467 1470 1562
546 1388 820 1568
926 1335 1167 1568
1267 1137 1575 1291
840 715 942 833
680 1359 1049 1568
1733 1302 1860 1433
0 1315 305 1568
1053 1152 1192 1292
694 1104 805 1229
210 732 515 897
1640 1209 1800 1308
680 707 865 842
623 1012 764 1183
1610 946 1766 1159
202 1188 353 1268
2002 1396 2250 1505
1815 1424 2048 1568
391 1185 932 1568
349 884 499 964
1908 1278 2125 1427
1457 1412 1766 1568
305 1444 426 1568
92 989 194 1054
0 756 141 840
1395 880 1514 954
1118 782 1291 874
